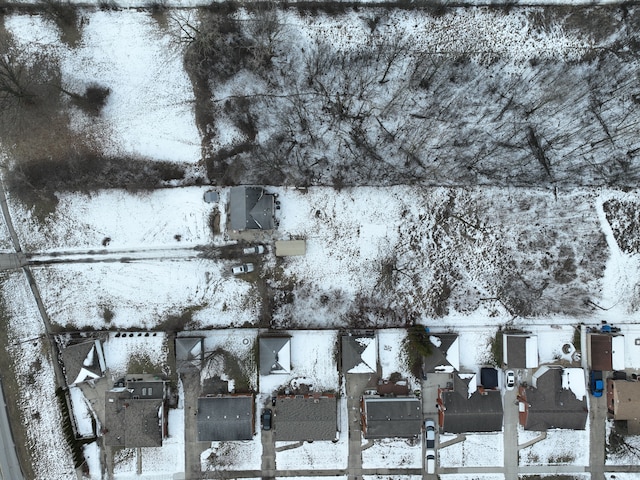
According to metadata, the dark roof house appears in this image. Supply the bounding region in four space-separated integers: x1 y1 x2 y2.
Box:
197 395 254 441
60 339 106 386
503 333 539 369
587 333 625 371
341 333 377 374
438 373 503 433
423 333 459 373
606 379 640 433
259 336 291 375
519 366 587 431
275 394 337 441
103 375 167 447
230 186 276 231
175 337 203 373
362 396 422 439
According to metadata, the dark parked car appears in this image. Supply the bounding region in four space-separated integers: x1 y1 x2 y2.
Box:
261 408 272 430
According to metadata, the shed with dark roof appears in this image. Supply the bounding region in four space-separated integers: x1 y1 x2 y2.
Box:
362 397 422 439
503 333 538 369
197 395 254 441
423 333 459 373
259 336 291 375
176 337 203 373
275 394 337 441
341 333 377 374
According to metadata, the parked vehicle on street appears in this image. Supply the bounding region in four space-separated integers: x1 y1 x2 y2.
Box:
590 370 604 397
243 245 265 255
261 408 272 430
505 370 516 390
425 419 436 449
232 263 254 275
425 449 436 474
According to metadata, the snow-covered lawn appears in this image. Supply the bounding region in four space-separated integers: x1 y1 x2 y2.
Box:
259 330 340 395
439 476 504 480
519 428 589 465
438 433 504 467
0 272 75 479
201 440 262 472
30 259 259 330
102 332 169 379
605 420 640 465
361 437 422 468
377 329 412 380
6 12 201 165
7 187 218 252
69 385 95 437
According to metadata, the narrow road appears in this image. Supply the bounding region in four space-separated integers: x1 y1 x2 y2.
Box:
589 387 606 480
182 371 205 480
503 384 518 480
0 378 23 480
346 374 369 480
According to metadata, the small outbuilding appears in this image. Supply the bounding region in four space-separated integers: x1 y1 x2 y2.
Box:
259 336 291 375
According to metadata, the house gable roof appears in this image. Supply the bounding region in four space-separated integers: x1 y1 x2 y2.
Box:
441 373 503 433
259 337 291 375
176 337 203 372
104 392 163 447
341 334 377 373
423 334 459 373
61 340 105 386
524 367 587 431
363 397 422 438
230 186 275 231
275 395 337 441
197 395 254 441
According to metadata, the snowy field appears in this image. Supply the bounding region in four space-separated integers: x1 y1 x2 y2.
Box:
101 331 169 379
7 187 218 252
361 437 422 468
438 433 504 467
519 429 590 466
0 272 75 479
6 12 201 166
377 329 412 379
440 476 504 480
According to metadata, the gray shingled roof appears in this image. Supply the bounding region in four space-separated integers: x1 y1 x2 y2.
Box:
229 187 275 231
259 337 291 375
104 391 163 447
524 368 588 431
60 339 105 386
176 337 203 373
197 396 254 441
423 334 458 372
505 335 527 369
442 389 503 433
275 395 337 441
364 397 422 439
341 334 376 373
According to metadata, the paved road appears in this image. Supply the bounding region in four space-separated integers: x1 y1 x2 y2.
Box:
589 384 607 480
0 378 23 480
182 371 206 480
503 382 518 480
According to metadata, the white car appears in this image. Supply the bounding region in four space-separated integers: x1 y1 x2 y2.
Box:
243 245 265 255
232 263 254 275
424 419 436 448
425 449 436 474
506 370 516 390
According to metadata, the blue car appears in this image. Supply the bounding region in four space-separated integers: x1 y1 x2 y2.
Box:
590 370 604 397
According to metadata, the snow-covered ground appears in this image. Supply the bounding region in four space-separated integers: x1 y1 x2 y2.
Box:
519 428 590 466
201 439 263 472
6 12 201 166
439 476 505 480
438 433 504 467
259 330 340 395
605 420 640 466
361 437 422 468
